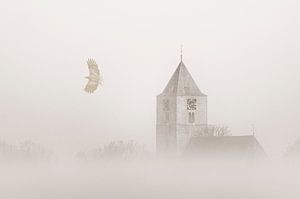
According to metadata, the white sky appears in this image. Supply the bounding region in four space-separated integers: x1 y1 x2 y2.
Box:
0 0 299 158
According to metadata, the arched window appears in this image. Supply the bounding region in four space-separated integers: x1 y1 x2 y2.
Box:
189 112 195 123
165 112 169 122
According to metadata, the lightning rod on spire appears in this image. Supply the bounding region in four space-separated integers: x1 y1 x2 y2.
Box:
251 124 256 136
180 44 183 62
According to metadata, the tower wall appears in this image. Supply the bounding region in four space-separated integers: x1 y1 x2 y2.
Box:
175 96 207 154
176 96 207 125
156 95 177 154
156 95 207 155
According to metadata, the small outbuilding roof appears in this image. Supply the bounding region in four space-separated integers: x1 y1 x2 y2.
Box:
186 135 266 159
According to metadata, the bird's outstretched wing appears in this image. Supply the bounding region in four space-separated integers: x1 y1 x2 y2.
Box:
85 59 101 93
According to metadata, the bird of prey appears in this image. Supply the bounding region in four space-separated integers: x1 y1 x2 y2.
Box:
84 59 101 93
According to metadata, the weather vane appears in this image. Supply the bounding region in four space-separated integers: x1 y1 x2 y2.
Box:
180 44 183 62
251 124 256 136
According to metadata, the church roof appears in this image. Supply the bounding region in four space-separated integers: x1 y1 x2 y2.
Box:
161 61 206 96
186 135 267 158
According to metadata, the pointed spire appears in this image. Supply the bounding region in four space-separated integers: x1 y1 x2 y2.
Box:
161 60 206 96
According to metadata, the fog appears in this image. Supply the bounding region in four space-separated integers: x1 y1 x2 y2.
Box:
1 159 300 199
0 0 300 197
1 0 300 157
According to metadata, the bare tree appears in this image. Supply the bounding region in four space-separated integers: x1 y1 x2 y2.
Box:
0 140 52 162
76 140 147 161
201 125 231 136
284 138 300 158
18 140 51 159
0 140 17 160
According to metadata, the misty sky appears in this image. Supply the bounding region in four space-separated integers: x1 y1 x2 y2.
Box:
0 0 299 158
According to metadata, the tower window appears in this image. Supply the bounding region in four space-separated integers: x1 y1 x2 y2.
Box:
187 99 197 110
163 99 170 111
188 112 195 123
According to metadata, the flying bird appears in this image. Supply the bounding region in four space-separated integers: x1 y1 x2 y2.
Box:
84 59 101 93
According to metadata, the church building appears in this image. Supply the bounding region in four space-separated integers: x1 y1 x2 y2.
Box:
156 55 266 159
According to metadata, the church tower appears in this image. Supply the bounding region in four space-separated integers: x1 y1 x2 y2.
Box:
156 57 207 155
